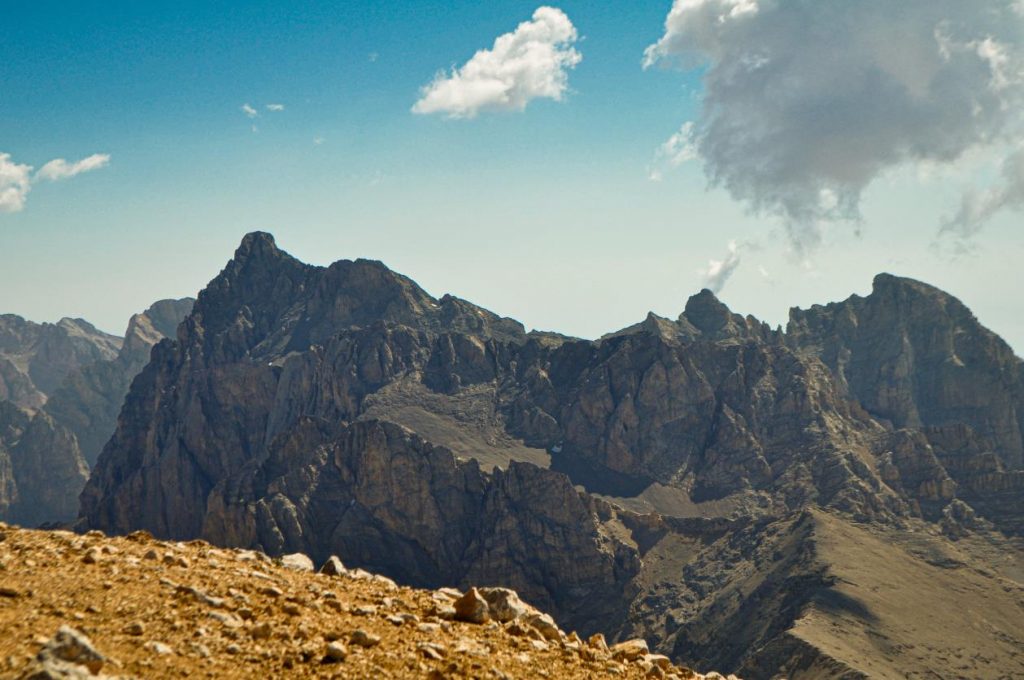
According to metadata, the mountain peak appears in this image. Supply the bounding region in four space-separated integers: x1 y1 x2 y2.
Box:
682 288 733 334
233 231 281 263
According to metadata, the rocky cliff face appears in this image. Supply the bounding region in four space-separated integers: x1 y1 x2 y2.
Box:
0 299 193 526
787 273 1024 533
80 233 1024 678
45 297 194 466
0 400 88 526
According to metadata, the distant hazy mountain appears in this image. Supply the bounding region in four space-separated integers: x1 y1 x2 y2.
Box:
80 233 1023 678
0 316 121 410
0 299 193 526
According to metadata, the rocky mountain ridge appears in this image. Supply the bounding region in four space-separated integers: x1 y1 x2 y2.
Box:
0 299 193 527
78 232 1024 678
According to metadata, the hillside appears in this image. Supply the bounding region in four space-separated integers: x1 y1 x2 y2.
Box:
0 523 726 679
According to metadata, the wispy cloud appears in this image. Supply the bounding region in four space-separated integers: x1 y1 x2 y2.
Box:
412 6 581 119
35 154 110 182
1 151 110 214
241 103 258 119
265 103 285 112
942 147 1024 239
645 0 1024 251
648 121 698 181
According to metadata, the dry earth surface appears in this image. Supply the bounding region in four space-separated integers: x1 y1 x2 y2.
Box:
0 523 737 679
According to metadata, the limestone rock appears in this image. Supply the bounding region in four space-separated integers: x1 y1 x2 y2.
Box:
453 588 490 624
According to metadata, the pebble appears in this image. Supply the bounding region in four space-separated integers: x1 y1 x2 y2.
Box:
350 630 381 648
145 641 174 655
418 642 447 660
325 641 347 662
318 555 346 576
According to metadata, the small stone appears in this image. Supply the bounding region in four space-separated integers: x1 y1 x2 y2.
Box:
318 555 346 576
525 613 561 641
0 587 20 598
175 556 190 568
453 588 490 624
280 553 314 572
41 626 106 673
125 621 145 636
530 639 549 652
260 586 283 598
251 622 273 640
643 654 673 670
325 641 347 662
610 638 649 662
418 623 441 634
226 644 241 655
145 641 174 655
190 643 211 658
418 642 447 660
282 603 301 616
350 630 380 648
82 548 101 565
588 633 609 651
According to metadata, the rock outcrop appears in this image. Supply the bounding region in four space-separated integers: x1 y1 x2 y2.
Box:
79 233 1024 678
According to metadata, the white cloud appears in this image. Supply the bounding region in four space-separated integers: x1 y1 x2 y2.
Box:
645 0 1024 250
1 151 110 214
241 103 258 118
313 136 325 146
649 121 698 181
0 153 33 213
702 240 741 293
265 103 285 112
943 147 1024 238
412 6 581 118
35 153 110 182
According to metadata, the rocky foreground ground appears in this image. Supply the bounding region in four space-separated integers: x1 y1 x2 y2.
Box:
0 523 737 679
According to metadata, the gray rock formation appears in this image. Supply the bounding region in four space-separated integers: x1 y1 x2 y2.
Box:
0 299 192 526
0 316 121 410
79 233 1024 678
45 298 194 466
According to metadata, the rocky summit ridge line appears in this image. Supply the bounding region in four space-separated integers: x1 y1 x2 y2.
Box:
78 232 1024 678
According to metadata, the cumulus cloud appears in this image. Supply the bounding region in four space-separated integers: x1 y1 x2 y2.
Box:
35 154 110 182
701 240 742 293
943 147 1024 238
645 0 1024 249
241 103 258 118
0 153 33 213
412 6 581 118
0 151 110 214
649 122 698 181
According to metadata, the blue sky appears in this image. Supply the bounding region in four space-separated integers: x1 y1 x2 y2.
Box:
1 1 1023 352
